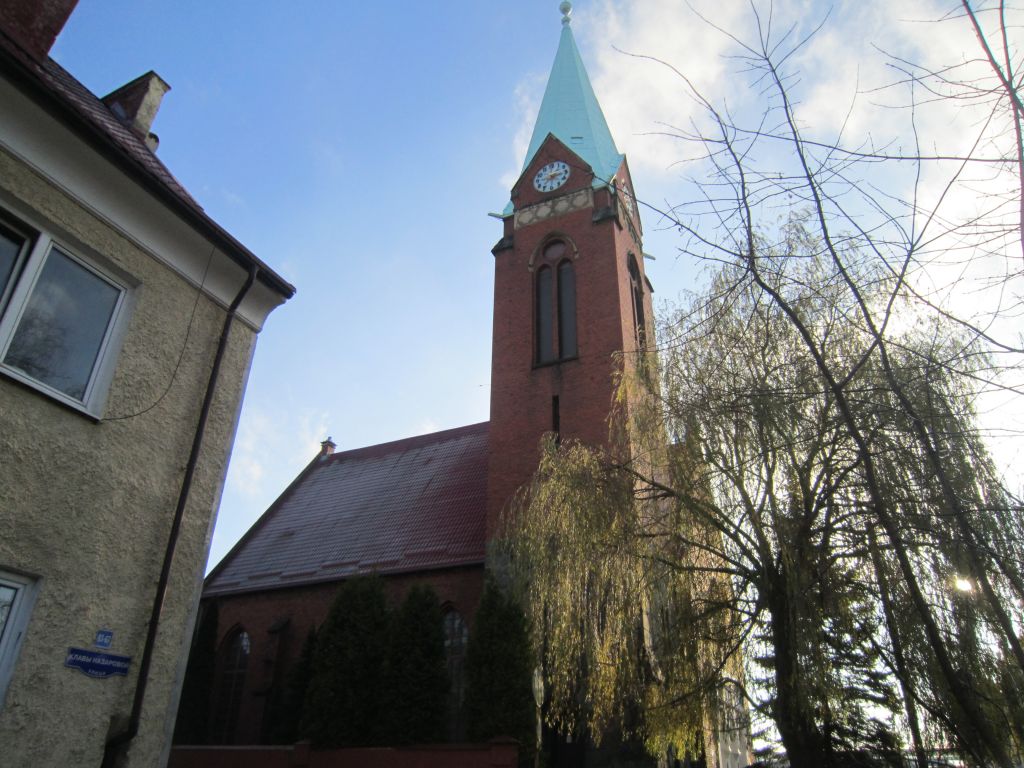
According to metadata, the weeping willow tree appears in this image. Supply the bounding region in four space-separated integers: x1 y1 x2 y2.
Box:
502 238 1024 767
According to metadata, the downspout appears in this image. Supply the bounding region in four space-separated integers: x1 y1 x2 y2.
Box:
102 263 258 768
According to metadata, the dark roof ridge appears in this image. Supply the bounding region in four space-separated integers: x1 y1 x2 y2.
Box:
326 421 489 464
206 559 487 598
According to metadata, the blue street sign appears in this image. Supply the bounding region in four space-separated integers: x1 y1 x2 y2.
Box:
94 630 113 649
64 648 131 679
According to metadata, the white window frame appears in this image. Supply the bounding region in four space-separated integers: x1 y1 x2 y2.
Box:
0 209 130 417
0 568 40 709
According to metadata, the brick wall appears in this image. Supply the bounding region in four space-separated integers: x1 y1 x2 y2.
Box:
205 565 486 745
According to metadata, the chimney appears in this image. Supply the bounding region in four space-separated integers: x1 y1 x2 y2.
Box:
0 0 79 61
101 71 171 151
320 437 336 457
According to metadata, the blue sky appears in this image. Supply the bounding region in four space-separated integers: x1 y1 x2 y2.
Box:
50 1 1022 569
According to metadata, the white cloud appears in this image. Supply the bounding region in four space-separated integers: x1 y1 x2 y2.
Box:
414 417 441 436
581 0 1021 483
226 404 330 502
311 138 347 177
500 1 750 190
583 0 747 177
219 188 246 208
209 404 332 569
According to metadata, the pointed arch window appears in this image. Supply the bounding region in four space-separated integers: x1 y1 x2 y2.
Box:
535 239 577 364
628 254 646 349
557 260 576 357
536 266 554 364
443 609 469 740
212 628 250 744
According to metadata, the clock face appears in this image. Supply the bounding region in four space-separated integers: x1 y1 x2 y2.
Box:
620 182 636 219
533 161 571 193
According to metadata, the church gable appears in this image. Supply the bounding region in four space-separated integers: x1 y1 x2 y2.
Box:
512 133 593 209
509 134 600 230
205 422 489 597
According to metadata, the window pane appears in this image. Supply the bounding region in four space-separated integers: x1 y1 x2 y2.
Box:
444 611 468 740
558 260 576 357
0 224 26 302
4 247 120 401
213 630 251 744
634 283 646 346
628 255 646 347
536 267 554 363
443 611 468 656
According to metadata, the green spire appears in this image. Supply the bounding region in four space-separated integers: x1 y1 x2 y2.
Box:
521 2 623 185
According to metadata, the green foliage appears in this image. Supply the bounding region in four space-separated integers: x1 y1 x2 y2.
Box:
172 601 218 745
465 580 535 751
505 434 712 757
384 585 449 744
301 576 390 747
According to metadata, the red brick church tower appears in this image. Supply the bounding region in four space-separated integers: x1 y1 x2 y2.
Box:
486 0 654 539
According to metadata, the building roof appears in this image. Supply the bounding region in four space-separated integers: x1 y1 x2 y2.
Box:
204 422 490 596
0 25 295 300
505 8 624 215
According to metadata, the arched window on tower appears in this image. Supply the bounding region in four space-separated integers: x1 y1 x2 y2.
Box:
443 609 469 740
535 265 554 364
211 628 250 744
558 259 577 358
535 239 576 363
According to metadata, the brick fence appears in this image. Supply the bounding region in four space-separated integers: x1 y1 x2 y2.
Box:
168 739 519 768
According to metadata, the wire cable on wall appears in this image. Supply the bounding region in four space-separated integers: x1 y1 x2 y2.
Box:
104 245 215 421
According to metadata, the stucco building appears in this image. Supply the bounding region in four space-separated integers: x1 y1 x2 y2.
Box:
0 2 293 766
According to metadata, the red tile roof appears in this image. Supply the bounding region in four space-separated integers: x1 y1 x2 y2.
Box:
0 26 294 299
205 422 489 596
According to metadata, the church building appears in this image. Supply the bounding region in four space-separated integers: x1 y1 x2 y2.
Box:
194 2 654 749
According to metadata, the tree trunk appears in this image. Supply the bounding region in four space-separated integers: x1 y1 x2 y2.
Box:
764 571 828 768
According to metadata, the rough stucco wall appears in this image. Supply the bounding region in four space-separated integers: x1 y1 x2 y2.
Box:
0 146 260 767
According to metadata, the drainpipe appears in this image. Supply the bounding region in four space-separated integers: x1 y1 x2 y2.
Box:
102 263 258 768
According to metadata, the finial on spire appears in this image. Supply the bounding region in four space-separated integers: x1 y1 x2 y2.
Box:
560 1 572 25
